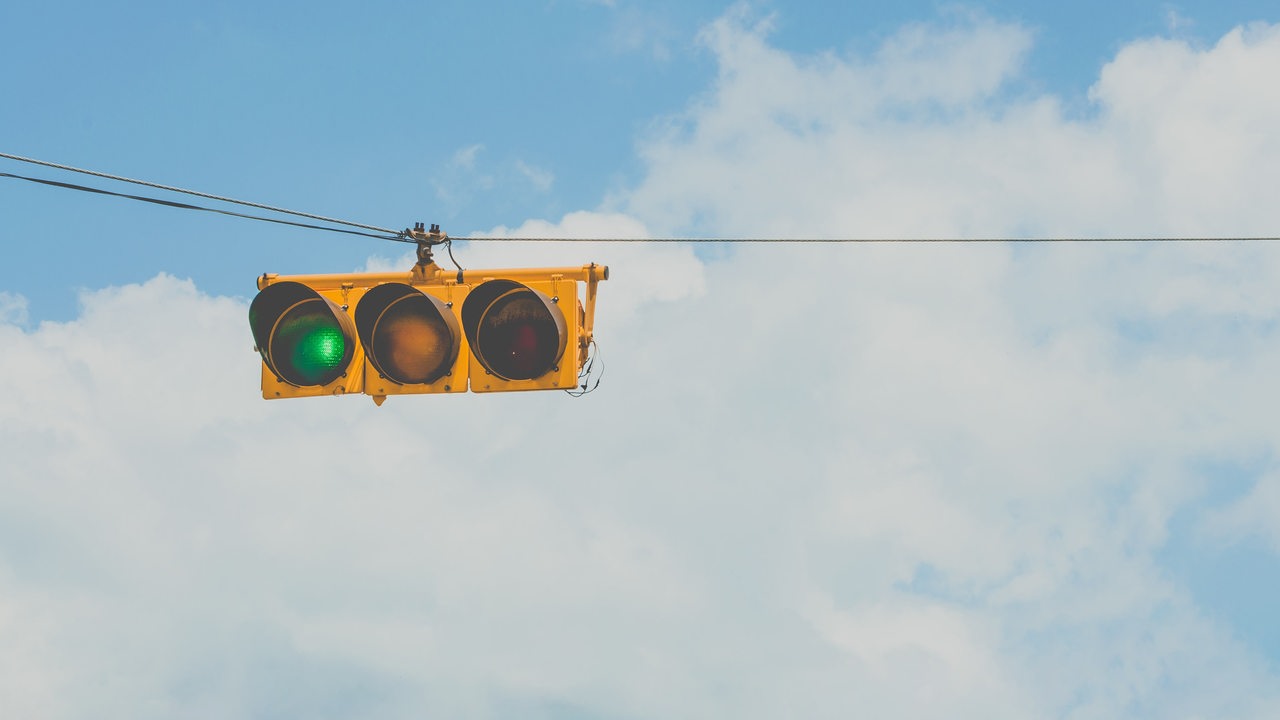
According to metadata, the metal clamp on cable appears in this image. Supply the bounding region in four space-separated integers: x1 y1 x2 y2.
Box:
406 222 465 281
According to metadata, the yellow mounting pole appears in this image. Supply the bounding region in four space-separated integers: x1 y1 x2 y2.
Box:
582 262 606 341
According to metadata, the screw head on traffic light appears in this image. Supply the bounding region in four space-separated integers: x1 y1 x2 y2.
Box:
249 281 360 395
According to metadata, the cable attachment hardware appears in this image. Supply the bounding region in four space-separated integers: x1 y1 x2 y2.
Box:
405 223 465 283
405 222 448 266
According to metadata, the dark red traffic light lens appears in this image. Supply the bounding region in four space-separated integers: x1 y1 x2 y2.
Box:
474 290 563 380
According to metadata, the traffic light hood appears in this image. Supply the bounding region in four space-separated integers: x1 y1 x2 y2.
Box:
355 282 461 386
249 281 357 388
461 279 568 382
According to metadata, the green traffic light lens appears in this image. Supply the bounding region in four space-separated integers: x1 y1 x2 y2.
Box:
274 305 349 386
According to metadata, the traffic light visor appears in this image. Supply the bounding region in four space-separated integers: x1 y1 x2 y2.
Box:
462 280 567 381
250 281 356 387
355 283 461 385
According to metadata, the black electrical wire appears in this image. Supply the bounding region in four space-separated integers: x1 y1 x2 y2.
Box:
6 151 1279 245
566 340 602 397
445 239 465 276
460 235 1280 243
0 150 403 237
1 171 411 243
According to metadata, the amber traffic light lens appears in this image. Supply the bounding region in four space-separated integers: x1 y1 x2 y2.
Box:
355 283 461 386
371 295 454 384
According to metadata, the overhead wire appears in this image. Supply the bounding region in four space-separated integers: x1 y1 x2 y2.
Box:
0 171 410 243
460 235 1280 243
4 151 1279 245
0 150 407 239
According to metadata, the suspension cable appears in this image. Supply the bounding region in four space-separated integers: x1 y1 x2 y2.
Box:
0 150 402 236
1 170 410 243
459 236 1280 243
6 151 1278 245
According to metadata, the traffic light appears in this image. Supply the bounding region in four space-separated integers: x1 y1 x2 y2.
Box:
249 280 364 399
355 280 470 398
249 254 607 402
462 278 576 392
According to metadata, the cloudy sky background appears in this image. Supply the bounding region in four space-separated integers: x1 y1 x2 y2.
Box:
4 1 1280 717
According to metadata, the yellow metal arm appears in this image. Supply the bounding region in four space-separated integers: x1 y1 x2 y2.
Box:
258 263 608 291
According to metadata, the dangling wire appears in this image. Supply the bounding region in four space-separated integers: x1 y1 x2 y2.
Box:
445 237 465 277
566 339 603 397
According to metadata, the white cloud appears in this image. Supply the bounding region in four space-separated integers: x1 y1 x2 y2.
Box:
463 210 706 322
0 291 27 325
627 12 1280 238
603 5 678 62
514 159 555 192
5 10 1280 719
433 143 494 207
870 10 1033 107
434 147 562 210
1165 9 1195 34
1201 471 1280 551
452 143 485 170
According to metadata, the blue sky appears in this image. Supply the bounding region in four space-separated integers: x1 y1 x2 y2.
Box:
4 0 1277 318
4 2 1280 718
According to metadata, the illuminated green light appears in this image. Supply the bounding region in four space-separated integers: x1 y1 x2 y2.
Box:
277 312 347 385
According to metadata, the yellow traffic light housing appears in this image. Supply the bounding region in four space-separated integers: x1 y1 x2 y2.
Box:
462 278 577 392
249 280 365 399
249 226 607 402
356 282 469 397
